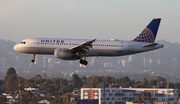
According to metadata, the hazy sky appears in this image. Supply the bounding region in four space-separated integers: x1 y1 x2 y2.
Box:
0 0 180 43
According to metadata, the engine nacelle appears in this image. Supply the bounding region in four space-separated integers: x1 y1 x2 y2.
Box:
54 49 80 60
54 49 74 58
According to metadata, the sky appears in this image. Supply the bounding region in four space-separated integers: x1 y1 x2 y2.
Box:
0 0 180 43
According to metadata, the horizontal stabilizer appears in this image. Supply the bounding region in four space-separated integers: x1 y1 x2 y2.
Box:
142 43 157 47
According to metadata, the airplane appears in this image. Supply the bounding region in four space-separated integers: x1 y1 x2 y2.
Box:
13 18 163 65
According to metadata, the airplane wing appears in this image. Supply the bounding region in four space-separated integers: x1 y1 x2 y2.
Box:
69 39 96 54
142 43 158 47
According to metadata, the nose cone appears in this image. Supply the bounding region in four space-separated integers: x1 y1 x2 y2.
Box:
13 44 18 51
13 44 21 52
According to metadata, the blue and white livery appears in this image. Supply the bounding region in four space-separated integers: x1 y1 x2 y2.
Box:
14 18 163 65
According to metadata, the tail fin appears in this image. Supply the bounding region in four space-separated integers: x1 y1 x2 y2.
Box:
133 18 161 43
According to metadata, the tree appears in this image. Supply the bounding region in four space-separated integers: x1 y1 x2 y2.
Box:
142 78 149 87
124 98 131 104
140 91 153 104
72 74 82 88
134 94 143 103
4 67 18 91
58 87 67 95
0 95 6 103
33 74 42 84
88 76 100 87
63 94 70 102
51 78 60 91
6 67 16 77
147 92 153 104
5 74 17 91
24 79 36 88
155 76 166 83
17 77 25 90
40 81 51 92
59 78 68 87
81 76 87 84
148 79 157 86
119 76 131 87
50 98 61 104
105 76 113 85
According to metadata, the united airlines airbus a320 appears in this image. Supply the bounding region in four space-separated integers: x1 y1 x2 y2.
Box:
14 18 163 65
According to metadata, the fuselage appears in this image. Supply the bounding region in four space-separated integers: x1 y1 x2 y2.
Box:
14 38 163 57
13 18 163 65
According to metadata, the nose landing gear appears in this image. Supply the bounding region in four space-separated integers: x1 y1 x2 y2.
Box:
31 54 36 63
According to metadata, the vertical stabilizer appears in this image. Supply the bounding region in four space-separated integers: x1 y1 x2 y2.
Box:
134 18 161 43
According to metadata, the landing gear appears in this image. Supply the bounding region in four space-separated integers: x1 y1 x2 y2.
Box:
31 54 36 63
31 59 35 63
79 59 88 65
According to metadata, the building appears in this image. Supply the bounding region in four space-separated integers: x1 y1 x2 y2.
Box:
43 57 48 68
29 63 36 69
81 87 178 104
48 58 54 69
24 87 40 94
38 99 50 104
35 55 43 70
76 99 98 104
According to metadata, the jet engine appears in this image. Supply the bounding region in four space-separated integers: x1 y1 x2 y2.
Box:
54 49 80 60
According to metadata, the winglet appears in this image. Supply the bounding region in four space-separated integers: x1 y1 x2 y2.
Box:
134 18 161 43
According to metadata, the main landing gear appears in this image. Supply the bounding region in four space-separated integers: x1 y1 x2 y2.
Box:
79 57 88 65
31 54 36 63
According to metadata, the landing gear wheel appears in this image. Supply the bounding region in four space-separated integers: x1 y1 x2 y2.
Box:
31 59 35 63
84 60 88 65
31 54 36 63
80 59 83 64
79 59 88 65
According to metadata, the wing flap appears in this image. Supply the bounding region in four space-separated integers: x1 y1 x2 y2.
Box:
69 39 96 53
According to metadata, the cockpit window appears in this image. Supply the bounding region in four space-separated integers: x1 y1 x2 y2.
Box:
20 41 26 44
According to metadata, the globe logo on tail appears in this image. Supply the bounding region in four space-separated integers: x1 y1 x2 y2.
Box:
134 28 155 43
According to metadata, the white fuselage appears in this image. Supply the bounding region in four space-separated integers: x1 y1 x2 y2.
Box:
14 38 163 58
